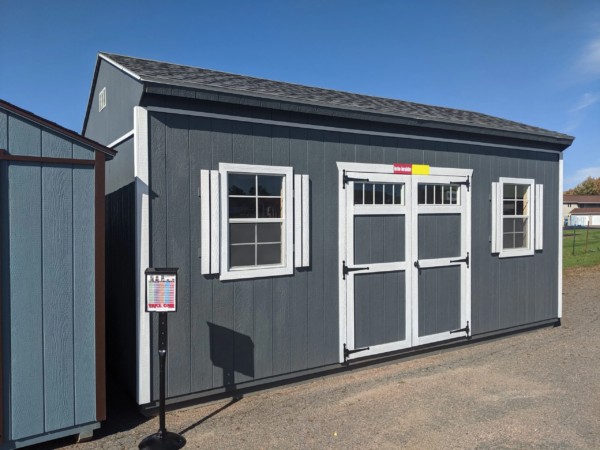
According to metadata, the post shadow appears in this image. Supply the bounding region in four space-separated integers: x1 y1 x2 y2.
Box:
208 322 254 389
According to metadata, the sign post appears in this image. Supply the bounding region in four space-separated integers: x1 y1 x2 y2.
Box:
139 268 186 450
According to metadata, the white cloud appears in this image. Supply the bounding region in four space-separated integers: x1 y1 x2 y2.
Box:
576 39 600 81
571 92 600 112
565 166 600 189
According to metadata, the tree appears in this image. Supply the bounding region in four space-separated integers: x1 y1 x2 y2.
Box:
565 176 600 195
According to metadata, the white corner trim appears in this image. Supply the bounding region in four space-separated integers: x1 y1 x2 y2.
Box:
107 129 134 149
145 106 562 155
558 154 563 318
134 106 151 405
218 163 294 281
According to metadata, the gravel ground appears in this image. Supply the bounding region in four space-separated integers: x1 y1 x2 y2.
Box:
34 265 600 449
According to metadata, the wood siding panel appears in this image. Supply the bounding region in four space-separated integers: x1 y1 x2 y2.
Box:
42 164 75 432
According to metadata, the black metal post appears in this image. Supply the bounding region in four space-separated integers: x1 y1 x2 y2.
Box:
138 312 186 450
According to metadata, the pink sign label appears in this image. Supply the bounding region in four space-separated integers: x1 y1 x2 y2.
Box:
393 164 412 174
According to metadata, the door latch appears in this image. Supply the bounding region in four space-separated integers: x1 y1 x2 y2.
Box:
342 261 369 280
342 170 369 189
451 175 470 192
450 252 469 268
450 321 470 338
344 343 370 363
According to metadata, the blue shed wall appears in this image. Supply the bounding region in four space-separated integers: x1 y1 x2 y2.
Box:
139 98 559 403
0 107 97 444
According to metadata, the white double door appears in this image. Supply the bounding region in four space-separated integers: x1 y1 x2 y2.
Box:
340 169 471 362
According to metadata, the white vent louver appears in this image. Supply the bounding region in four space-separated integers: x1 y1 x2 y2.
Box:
99 88 106 112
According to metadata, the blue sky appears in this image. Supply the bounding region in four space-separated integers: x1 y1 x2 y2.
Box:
1 1 598 189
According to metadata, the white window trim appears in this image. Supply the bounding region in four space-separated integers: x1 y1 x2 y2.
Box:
219 163 294 280
497 177 535 258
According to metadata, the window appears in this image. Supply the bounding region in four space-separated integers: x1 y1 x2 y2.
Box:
491 177 541 258
418 184 459 205
228 174 284 268
354 183 404 205
218 163 295 280
502 184 529 250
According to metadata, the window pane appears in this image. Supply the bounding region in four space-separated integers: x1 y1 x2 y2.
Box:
516 200 528 215
384 184 393 204
514 233 524 248
229 174 255 195
257 243 281 265
503 233 514 249
442 186 449 204
503 218 515 233
418 184 425 204
364 184 374 204
435 185 442 204
230 223 255 244
516 185 528 200
517 218 528 233
229 197 256 218
426 185 434 204
375 184 384 204
395 184 403 204
354 183 363 204
451 185 459 204
503 184 515 199
257 175 283 196
257 223 281 243
258 198 282 218
230 244 255 267
503 201 515 215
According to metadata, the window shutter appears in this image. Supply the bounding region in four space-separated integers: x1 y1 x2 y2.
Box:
535 184 543 250
294 174 310 267
200 169 220 274
491 182 500 253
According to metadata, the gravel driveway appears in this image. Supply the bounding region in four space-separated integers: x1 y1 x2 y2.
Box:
34 265 600 449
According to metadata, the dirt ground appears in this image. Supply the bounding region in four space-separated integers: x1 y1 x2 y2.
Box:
35 265 600 449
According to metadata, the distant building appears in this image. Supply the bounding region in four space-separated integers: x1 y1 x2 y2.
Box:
563 195 600 226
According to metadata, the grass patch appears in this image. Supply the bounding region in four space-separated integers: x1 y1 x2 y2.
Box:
563 228 600 268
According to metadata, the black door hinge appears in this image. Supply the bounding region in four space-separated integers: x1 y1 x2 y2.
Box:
344 343 370 363
343 260 369 280
451 175 470 191
450 321 470 338
450 252 470 268
343 170 369 189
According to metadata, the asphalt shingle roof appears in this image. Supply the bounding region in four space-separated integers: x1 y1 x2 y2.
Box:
99 52 573 142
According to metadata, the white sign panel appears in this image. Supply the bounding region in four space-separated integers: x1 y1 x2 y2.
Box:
146 271 177 312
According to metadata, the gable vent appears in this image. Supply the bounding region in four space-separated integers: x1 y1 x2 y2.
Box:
99 87 106 112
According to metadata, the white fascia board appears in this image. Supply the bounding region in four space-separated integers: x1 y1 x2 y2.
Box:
107 129 134 148
133 106 151 405
146 106 562 155
99 53 143 81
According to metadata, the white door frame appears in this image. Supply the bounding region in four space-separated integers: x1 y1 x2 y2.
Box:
337 162 473 363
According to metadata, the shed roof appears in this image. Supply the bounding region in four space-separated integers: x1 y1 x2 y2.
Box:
0 98 116 158
96 52 574 147
569 208 600 215
563 195 600 204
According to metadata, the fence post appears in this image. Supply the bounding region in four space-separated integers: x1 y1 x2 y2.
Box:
572 227 576 256
585 222 590 254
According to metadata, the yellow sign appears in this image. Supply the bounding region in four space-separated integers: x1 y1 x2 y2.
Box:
412 164 430 175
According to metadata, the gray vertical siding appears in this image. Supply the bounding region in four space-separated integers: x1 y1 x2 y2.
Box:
146 108 561 401
0 109 97 441
354 215 405 265
418 266 461 337
418 214 461 260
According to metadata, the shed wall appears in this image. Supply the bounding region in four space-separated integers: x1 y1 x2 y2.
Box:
145 107 559 402
0 108 97 442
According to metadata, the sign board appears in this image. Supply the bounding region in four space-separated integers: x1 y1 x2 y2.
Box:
393 164 430 175
145 268 178 312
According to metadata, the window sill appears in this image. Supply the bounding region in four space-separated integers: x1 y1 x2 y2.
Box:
219 264 294 281
497 248 535 258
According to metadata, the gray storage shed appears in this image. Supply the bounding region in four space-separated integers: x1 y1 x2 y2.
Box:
82 53 573 414
0 100 115 448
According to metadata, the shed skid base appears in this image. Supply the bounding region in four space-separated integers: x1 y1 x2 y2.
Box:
77 429 94 443
138 432 186 450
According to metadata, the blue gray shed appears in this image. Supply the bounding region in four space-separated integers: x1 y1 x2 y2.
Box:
83 52 573 415
0 99 115 448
